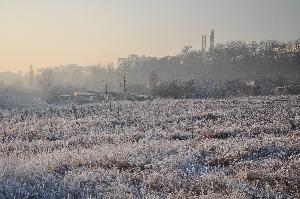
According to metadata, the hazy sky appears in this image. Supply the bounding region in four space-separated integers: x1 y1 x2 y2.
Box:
1 0 300 72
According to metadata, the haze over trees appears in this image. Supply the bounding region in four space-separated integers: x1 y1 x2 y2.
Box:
0 39 300 103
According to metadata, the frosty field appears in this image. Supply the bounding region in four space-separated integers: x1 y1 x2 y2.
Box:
0 95 300 199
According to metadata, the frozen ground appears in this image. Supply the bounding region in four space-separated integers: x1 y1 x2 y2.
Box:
0 95 300 198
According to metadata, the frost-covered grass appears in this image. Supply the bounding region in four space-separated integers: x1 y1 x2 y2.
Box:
0 95 300 198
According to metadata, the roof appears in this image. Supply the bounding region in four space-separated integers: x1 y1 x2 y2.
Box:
73 92 96 96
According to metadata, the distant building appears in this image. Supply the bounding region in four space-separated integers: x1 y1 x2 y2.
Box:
73 91 97 102
118 54 157 68
36 64 101 84
37 64 81 75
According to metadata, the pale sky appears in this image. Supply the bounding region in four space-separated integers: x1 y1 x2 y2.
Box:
1 0 300 72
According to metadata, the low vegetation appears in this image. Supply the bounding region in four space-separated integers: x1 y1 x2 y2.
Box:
0 95 299 198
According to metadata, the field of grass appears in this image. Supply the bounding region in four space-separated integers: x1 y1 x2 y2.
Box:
0 95 300 198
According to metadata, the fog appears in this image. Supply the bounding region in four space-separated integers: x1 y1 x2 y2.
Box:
0 1 300 104
0 38 299 105
1 1 300 198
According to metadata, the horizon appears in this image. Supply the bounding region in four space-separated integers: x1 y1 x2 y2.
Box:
1 1 300 198
1 0 300 72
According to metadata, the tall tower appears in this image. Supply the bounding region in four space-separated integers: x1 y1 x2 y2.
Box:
202 35 207 51
28 65 34 88
210 29 215 50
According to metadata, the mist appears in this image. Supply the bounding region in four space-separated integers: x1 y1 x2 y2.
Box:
1 37 300 105
1 1 300 198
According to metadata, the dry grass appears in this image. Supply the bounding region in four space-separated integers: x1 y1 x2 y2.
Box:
0 95 299 198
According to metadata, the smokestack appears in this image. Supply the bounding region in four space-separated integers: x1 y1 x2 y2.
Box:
202 35 207 51
210 29 215 50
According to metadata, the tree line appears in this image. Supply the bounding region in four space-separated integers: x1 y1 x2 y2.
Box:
0 39 300 100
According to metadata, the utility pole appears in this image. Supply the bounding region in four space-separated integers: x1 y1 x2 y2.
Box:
123 75 126 92
105 83 108 99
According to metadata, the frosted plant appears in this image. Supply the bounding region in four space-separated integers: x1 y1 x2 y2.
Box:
0 95 299 198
